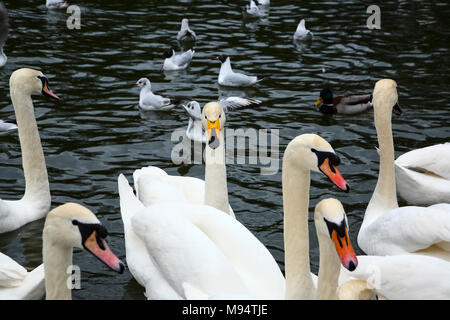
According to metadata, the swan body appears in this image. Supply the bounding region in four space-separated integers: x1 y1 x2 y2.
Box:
135 78 178 111
177 18 196 42
395 143 450 206
215 55 262 87
163 49 195 71
118 174 285 299
0 68 60 233
43 203 124 300
182 98 262 143
294 19 312 39
0 253 44 300
358 79 450 261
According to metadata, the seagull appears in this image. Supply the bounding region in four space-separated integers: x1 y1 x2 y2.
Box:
177 18 197 42
0 3 8 67
46 0 69 9
183 97 262 143
293 19 312 40
0 119 17 135
163 48 195 71
134 78 179 111
214 54 264 87
246 0 262 17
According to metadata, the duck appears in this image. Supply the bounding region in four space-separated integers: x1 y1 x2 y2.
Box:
182 97 262 143
0 253 44 300
0 119 17 135
357 79 450 261
214 54 263 87
119 133 353 299
0 68 60 234
133 102 235 217
0 3 8 68
395 143 450 206
293 19 312 40
177 18 197 42
162 48 195 71
42 203 125 300
134 77 179 111
314 88 402 115
46 0 69 9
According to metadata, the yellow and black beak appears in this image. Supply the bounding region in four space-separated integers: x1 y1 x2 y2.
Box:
325 219 358 271
314 97 323 107
207 119 221 149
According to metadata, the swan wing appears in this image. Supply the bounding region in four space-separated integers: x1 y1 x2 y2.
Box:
0 253 27 287
359 204 450 257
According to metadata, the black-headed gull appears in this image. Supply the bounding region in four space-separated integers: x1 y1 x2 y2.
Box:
214 54 263 87
163 48 195 71
135 78 179 111
0 119 17 135
177 18 197 42
182 97 262 143
0 3 8 67
294 19 312 40
246 0 262 17
46 0 69 9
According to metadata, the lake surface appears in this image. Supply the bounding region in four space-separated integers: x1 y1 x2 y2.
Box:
0 0 448 299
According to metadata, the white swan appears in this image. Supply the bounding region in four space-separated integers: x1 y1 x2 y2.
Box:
338 280 379 300
118 174 284 299
0 253 44 300
357 79 450 261
182 97 262 143
0 3 8 68
133 102 234 217
395 143 450 206
134 77 178 111
0 68 60 234
43 203 125 300
162 48 195 71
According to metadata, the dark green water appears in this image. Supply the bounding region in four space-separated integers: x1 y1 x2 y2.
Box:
0 0 448 299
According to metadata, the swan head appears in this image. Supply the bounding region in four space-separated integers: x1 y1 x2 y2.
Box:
338 280 378 300
284 133 350 192
135 77 151 89
315 88 333 106
202 101 225 149
183 101 202 121
9 68 60 100
43 203 125 274
373 79 402 115
314 198 358 271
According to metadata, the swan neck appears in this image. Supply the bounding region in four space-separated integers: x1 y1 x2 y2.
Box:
43 237 73 300
11 89 50 203
316 231 340 300
204 131 230 214
282 154 314 299
365 103 398 225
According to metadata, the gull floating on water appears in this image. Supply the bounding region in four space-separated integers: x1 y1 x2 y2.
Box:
177 18 197 42
183 97 262 143
214 54 264 87
135 78 179 111
245 0 263 17
163 48 195 71
46 0 69 9
294 19 312 40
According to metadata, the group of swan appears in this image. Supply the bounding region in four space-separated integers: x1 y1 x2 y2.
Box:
1 68 124 300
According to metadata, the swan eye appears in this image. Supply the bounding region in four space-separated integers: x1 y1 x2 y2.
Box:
219 114 222 118
72 219 79 226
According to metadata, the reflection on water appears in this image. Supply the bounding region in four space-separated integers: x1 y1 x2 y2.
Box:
0 0 449 299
